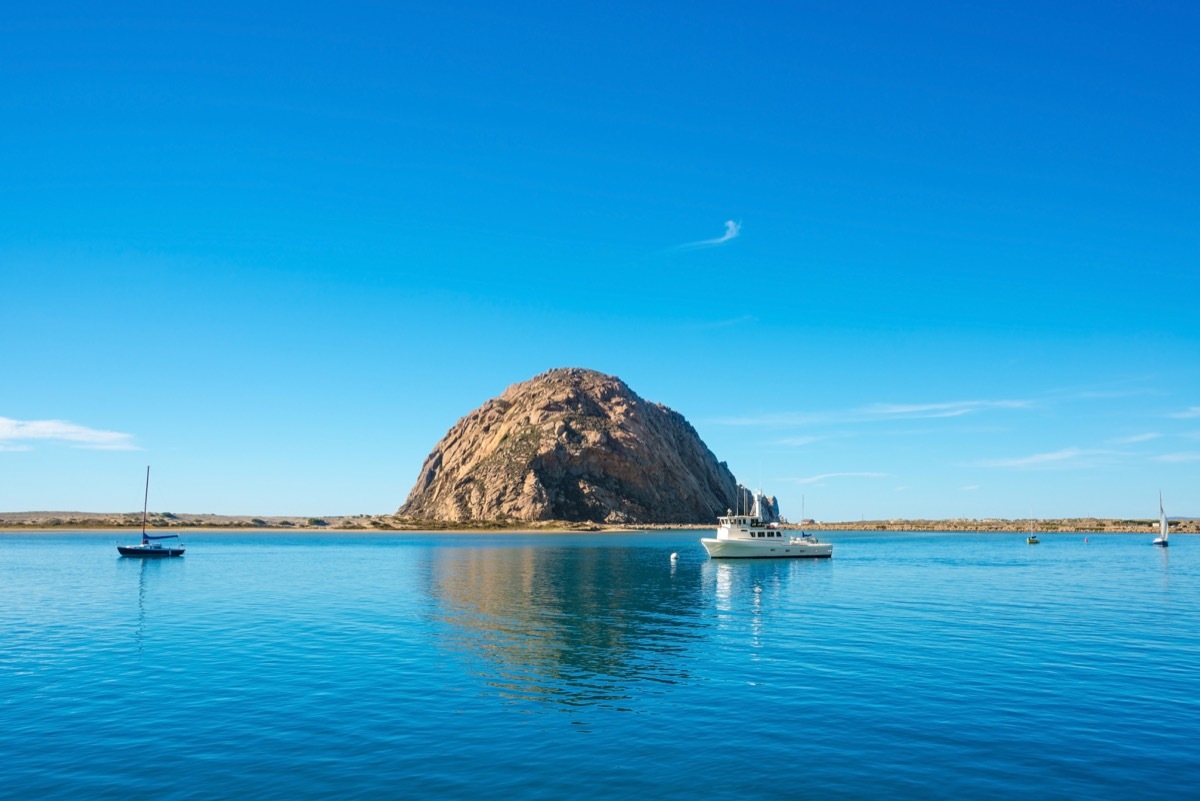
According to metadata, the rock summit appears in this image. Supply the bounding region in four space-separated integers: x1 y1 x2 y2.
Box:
398 368 745 524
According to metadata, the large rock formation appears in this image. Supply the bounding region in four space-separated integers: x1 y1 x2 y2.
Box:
398 368 743 524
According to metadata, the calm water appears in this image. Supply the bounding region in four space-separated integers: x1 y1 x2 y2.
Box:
2 530 1198 800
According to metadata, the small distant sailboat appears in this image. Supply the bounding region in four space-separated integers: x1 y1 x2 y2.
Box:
1027 515 1039 545
1153 493 1169 548
118 467 185 558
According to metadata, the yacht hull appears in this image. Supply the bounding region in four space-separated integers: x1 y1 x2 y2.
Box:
700 537 831 559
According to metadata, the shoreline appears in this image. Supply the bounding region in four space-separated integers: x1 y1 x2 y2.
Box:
0 512 1193 535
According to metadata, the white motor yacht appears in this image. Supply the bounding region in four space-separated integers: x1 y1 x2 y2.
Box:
701 492 832 559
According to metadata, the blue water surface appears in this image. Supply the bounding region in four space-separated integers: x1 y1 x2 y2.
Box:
2 530 1197 800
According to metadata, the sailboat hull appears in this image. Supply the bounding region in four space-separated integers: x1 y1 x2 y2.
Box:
118 546 185 557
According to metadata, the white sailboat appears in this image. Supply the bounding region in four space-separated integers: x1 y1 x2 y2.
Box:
1153 492 1169 548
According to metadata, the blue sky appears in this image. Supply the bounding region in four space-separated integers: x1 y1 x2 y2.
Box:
2 1 1197 520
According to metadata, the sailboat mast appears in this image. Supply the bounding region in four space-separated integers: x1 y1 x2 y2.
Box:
141 466 150 538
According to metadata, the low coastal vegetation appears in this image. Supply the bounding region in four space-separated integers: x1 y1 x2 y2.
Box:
806 518 1199 534
0 511 1195 534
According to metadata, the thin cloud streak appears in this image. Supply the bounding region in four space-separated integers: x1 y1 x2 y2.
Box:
1108 432 1161 444
680 219 741 248
687 314 757 330
0 417 138 451
862 400 1031 418
974 447 1116 469
1153 452 1200 463
1169 406 1200 419
776 435 823 446
792 472 887 485
711 398 1031 427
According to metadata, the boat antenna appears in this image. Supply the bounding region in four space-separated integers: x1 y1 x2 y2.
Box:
141 466 150 542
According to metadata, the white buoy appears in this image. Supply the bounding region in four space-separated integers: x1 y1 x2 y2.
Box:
670 552 678 561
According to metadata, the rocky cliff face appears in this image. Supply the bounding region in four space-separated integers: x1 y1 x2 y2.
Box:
398 368 741 524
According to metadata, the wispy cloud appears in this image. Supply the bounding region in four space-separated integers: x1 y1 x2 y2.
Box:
1047 375 1164 401
1108 432 1161 445
861 400 1030 419
792 472 887 485
713 399 1030 427
776 435 824 446
1071 388 1164 400
688 314 757 330
1153 452 1200 463
1169 406 1200 419
0 417 138 451
681 219 741 248
975 447 1115 470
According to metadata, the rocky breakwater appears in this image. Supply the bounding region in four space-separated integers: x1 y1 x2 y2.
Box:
399 368 742 524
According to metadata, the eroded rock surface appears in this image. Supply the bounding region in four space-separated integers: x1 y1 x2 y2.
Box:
398 368 741 524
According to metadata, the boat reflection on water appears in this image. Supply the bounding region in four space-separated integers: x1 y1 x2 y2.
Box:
119 554 181 654
427 543 707 711
704 557 827 651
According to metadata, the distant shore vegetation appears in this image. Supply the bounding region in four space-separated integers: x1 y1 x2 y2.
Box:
0 512 1195 534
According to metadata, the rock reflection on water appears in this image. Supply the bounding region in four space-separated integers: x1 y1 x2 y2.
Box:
429 544 705 711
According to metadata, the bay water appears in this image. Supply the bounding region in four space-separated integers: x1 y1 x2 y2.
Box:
2 530 1197 799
